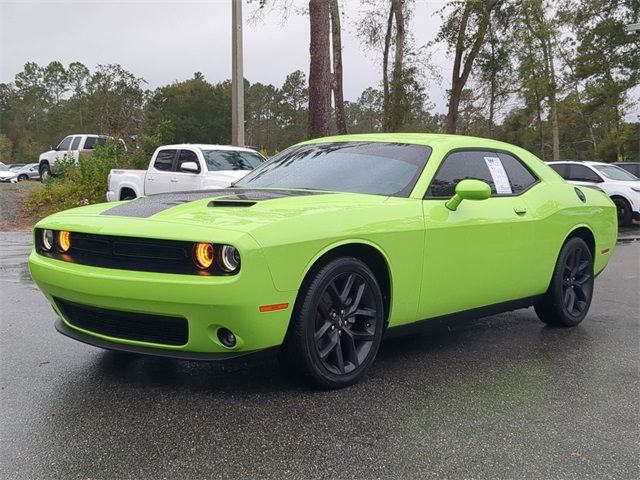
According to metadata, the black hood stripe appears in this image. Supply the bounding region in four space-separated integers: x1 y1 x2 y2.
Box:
101 188 329 218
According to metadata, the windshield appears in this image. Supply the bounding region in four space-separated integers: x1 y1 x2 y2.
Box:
201 150 264 171
235 142 432 197
593 164 639 181
0 164 8 171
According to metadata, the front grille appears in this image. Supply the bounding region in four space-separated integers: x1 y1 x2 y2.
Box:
55 298 188 346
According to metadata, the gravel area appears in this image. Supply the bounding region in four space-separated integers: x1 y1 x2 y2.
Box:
0 181 41 231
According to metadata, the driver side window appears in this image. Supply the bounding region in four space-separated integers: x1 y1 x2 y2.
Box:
426 151 497 198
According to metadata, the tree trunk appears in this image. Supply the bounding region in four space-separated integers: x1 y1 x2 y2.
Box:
308 0 332 137
387 0 405 132
544 36 560 160
330 0 347 134
446 0 497 134
382 4 394 130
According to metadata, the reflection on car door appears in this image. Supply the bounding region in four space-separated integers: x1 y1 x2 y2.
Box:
145 149 177 195
171 149 202 192
419 149 542 319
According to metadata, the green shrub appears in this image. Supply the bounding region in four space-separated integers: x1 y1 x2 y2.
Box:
24 141 148 217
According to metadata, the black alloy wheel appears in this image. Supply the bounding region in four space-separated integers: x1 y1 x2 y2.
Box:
281 257 385 389
535 237 594 327
314 272 378 375
560 244 593 318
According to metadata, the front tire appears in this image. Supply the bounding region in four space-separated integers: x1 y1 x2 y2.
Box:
18 174 28 182
535 237 594 327
39 163 51 183
280 257 385 389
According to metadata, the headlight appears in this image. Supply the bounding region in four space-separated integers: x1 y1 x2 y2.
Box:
41 229 54 251
58 231 71 252
220 245 240 272
193 242 214 269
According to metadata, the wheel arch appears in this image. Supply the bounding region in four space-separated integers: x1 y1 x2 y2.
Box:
563 225 596 259
296 241 393 324
119 186 137 200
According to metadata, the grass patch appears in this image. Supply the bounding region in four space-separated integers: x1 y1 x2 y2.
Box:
23 142 147 218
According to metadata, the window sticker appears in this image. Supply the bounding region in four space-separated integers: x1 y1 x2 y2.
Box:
484 156 512 194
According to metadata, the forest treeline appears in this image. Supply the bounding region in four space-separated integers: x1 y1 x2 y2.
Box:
1 0 638 164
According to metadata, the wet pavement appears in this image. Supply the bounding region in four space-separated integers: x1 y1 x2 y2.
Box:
1 232 638 479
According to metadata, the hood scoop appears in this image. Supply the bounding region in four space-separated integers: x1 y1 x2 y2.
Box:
208 200 257 208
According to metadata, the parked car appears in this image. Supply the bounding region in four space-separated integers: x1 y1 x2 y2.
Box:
38 134 121 182
614 162 640 178
0 162 18 183
106 144 265 201
8 163 26 171
14 163 41 182
30 134 617 388
548 160 640 226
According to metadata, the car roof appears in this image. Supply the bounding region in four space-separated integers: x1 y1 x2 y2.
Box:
300 133 535 152
158 144 260 153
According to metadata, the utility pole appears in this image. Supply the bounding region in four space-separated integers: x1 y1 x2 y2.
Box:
231 0 245 146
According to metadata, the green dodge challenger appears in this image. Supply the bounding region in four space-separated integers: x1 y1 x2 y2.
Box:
29 134 617 388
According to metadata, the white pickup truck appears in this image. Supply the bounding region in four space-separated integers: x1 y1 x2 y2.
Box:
106 144 266 201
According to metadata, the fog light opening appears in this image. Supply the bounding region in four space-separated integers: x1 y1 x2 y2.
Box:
217 328 237 348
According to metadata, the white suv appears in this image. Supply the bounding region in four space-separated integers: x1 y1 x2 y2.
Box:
38 134 120 182
548 161 640 226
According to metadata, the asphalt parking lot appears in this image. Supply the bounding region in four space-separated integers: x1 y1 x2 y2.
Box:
0 231 638 479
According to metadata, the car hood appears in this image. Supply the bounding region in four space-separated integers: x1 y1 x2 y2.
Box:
604 179 640 188
35 188 392 242
0 171 16 178
203 170 251 182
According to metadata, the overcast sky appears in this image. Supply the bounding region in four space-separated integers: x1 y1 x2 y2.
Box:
1 0 637 120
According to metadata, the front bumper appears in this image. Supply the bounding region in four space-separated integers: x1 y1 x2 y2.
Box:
106 190 116 202
29 251 296 356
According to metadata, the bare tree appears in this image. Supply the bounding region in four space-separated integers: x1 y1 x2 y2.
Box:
440 0 499 134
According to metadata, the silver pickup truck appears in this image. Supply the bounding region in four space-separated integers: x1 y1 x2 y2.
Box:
107 144 265 201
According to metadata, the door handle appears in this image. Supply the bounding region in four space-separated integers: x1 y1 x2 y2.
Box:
170 178 178 183
147 176 155 182
514 205 527 215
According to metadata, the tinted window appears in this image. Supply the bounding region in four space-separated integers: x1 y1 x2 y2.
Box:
84 136 97 149
70 136 81 150
96 137 108 147
153 150 176 171
57 136 72 150
427 151 498 197
568 164 601 182
549 163 569 178
202 150 264 171
496 152 538 193
235 142 431 197
176 150 200 172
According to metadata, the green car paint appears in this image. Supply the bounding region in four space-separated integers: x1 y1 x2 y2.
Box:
29 133 617 358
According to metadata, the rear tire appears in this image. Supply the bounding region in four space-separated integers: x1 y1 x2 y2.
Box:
612 197 632 226
280 257 385 389
535 237 594 327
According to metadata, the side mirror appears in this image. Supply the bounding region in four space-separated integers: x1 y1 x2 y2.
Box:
445 179 492 211
180 161 199 173
51 145 58 151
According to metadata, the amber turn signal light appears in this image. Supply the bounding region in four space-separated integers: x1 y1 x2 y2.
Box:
193 242 214 269
58 231 71 252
